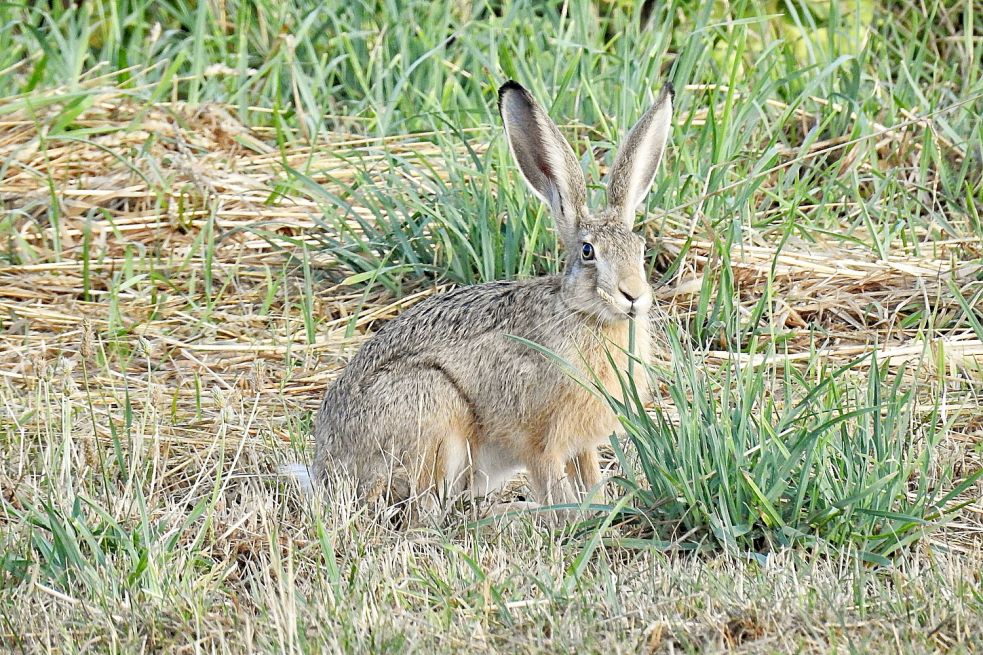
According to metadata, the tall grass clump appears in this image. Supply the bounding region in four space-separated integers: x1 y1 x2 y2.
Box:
606 324 980 563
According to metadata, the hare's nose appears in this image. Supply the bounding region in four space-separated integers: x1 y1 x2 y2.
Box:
619 283 639 303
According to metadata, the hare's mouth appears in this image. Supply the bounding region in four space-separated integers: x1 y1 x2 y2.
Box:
595 287 633 320
596 286 650 321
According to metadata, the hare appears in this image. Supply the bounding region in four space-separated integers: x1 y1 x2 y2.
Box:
299 80 674 519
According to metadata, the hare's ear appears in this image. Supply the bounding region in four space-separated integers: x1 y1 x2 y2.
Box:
498 81 587 248
606 83 674 226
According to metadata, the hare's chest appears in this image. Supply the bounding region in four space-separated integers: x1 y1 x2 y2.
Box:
553 320 651 443
583 320 651 401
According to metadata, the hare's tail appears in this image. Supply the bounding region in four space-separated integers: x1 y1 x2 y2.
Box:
280 462 315 497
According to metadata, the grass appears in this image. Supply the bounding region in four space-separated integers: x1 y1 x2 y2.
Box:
0 0 982 652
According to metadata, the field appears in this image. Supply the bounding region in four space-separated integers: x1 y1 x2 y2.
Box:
1 1 982 652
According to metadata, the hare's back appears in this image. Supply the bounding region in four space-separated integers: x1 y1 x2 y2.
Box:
343 276 563 374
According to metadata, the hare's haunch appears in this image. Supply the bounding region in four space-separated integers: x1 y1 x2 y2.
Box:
304 80 673 519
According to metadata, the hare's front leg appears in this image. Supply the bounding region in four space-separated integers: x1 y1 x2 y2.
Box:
566 449 605 504
483 455 571 523
527 456 580 524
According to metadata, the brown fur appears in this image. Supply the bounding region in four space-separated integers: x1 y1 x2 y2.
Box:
308 81 674 521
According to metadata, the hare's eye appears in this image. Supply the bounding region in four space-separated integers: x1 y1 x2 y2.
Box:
581 242 595 261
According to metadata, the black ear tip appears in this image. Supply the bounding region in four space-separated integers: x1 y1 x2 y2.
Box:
499 80 526 100
498 80 531 114
663 81 675 101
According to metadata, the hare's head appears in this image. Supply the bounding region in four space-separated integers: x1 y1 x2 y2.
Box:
498 80 673 324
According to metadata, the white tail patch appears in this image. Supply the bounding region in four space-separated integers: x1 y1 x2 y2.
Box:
280 462 314 497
